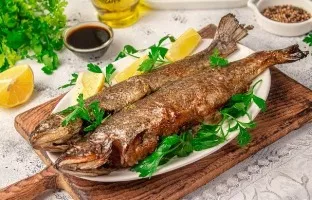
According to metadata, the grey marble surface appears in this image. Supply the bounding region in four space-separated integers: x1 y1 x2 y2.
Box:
0 0 311 199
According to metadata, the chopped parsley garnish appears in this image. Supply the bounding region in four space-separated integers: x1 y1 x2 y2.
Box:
209 49 229 68
132 80 266 177
0 0 67 74
60 94 109 132
303 33 312 46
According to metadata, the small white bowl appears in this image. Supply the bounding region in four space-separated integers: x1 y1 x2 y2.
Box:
248 0 312 37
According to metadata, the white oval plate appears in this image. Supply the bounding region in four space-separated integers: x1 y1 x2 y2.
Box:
49 39 271 182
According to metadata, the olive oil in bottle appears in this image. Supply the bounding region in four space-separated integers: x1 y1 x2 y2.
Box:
91 0 140 28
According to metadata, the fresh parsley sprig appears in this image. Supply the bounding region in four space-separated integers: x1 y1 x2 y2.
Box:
303 33 312 46
60 94 109 132
59 62 116 89
58 73 78 89
87 63 116 85
105 64 116 85
115 45 139 61
209 49 229 68
132 80 266 177
0 0 67 74
138 35 176 73
132 132 193 177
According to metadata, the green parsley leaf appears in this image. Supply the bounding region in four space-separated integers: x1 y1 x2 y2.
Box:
61 107 83 127
87 63 103 73
158 35 176 46
173 131 194 157
138 58 155 72
138 45 168 73
115 45 138 61
41 66 54 75
6 31 27 49
252 95 267 111
209 49 229 68
169 35 176 43
84 101 106 132
237 127 251 147
61 94 109 132
239 121 256 129
124 45 138 55
159 131 193 165
0 57 10 73
132 135 180 177
303 34 312 46
59 105 76 115
105 64 116 85
58 73 78 89
192 135 224 151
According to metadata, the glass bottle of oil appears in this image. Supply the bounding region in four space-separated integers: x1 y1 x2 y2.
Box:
91 0 140 28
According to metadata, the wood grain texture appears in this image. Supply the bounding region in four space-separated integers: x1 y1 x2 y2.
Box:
8 68 312 200
0 166 59 200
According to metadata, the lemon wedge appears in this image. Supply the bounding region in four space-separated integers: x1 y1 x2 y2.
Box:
166 28 202 62
0 65 34 108
73 71 105 102
114 55 148 83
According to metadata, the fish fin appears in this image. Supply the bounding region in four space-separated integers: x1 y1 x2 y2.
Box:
213 13 252 56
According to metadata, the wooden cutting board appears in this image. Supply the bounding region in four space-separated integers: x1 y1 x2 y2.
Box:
1 26 312 200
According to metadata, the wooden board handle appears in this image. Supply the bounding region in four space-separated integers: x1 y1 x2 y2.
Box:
0 166 59 200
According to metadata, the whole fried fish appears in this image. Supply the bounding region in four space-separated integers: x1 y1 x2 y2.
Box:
55 44 308 176
30 13 251 152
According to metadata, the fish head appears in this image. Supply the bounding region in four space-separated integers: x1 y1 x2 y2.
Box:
29 114 83 152
55 135 113 176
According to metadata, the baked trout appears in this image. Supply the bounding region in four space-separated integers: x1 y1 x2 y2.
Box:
55 45 308 176
30 14 251 152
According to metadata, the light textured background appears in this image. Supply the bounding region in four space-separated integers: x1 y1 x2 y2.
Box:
0 0 311 199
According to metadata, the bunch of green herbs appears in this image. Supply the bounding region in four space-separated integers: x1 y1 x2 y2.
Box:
0 0 67 74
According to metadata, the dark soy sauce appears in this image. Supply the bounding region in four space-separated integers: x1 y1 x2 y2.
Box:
66 26 111 49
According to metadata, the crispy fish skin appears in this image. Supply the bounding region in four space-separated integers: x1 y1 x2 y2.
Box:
55 45 308 176
29 13 251 152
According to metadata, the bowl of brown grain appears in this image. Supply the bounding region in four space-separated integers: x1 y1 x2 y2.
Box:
248 0 312 37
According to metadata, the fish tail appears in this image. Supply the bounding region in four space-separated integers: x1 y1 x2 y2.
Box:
274 44 309 63
213 13 252 56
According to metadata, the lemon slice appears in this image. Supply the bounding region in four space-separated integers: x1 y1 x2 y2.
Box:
80 71 105 100
166 28 202 62
114 55 148 83
0 65 34 108
71 71 105 104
